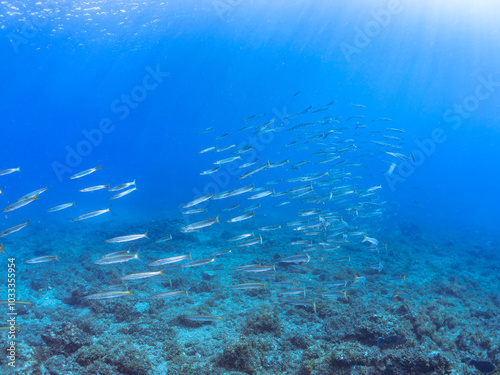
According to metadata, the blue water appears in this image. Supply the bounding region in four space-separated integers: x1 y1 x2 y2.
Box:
1 1 499 374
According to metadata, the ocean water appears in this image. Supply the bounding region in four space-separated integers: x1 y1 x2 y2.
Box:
1 1 500 374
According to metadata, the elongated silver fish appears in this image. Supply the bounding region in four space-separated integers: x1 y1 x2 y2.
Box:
182 194 213 209
235 236 262 247
239 157 260 169
226 212 255 223
200 166 221 175
92 251 139 265
180 216 219 232
109 180 136 192
231 283 266 290
197 127 214 135
213 133 229 141
386 151 408 160
85 291 131 300
46 202 75 212
259 225 281 231
228 232 254 242
238 162 269 180
247 190 273 200
231 145 253 154
109 187 136 200
386 127 405 133
213 156 240 165
182 208 207 215
79 184 110 192
155 234 172 243
72 207 111 221
2 196 38 212
25 255 59 264
0 167 20 176
240 203 260 212
280 254 311 264
214 144 236 153
0 222 29 237
70 165 101 179
181 258 215 268
121 270 163 281
147 253 192 267
212 189 234 200
105 232 148 243
17 186 48 201
229 184 255 197
242 264 275 272
198 146 217 154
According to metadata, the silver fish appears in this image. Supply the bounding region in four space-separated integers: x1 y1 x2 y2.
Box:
46 202 75 212
182 194 213 209
0 167 20 176
109 187 136 200
70 165 102 179
0 222 29 237
109 180 136 192
72 207 111 221
226 212 255 223
106 232 148 243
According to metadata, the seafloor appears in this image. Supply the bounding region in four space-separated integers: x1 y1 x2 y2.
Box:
1 218 499 375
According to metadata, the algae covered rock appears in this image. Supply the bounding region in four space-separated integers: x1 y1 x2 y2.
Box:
216 339 261 374
41 322 91 355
